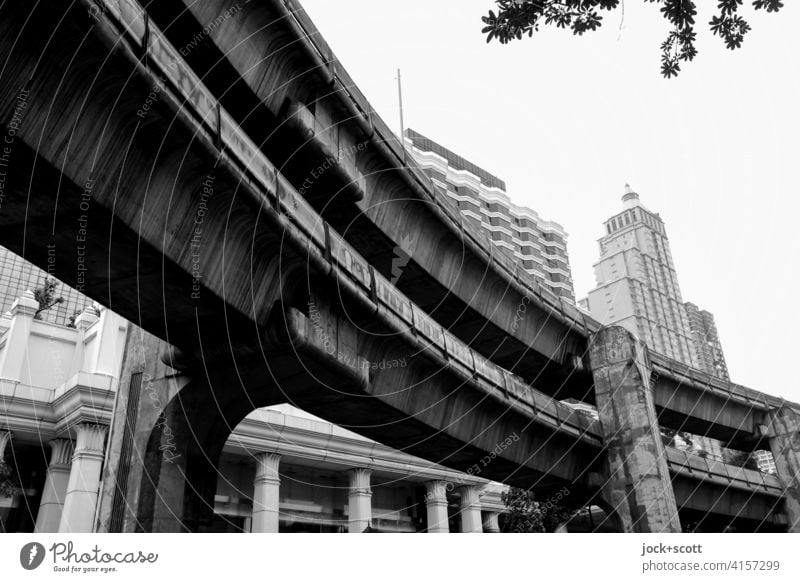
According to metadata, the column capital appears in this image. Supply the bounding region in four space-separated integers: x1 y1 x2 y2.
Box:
348 468 372 496
457 485 481 507
49 439 74 469
73 424 108 456
482 511 501 533
457 485 483 533
589 326 651 382
425 480 449 504
767 405 800 438
254 452 281 485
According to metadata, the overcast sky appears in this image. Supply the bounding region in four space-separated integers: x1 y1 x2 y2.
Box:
300 0 800 400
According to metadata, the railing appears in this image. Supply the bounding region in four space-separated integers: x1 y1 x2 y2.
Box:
650 352 794 412
665 447 783 497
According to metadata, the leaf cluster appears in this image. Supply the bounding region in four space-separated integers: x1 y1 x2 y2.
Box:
33 277 64 320
0 460 20 498
481 0 784 77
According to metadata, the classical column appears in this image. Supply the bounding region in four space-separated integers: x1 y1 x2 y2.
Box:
767 406 800 532
458 485 483 533
0 431 10 460
482 511 500 533
59 424 108 532
589 326 681 533
347 468 372 533
34 439 74 533
251 453 281 533
424 480 450 533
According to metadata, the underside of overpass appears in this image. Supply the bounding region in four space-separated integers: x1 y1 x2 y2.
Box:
0 0 797 533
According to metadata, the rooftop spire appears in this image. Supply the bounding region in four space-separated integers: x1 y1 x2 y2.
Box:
622 183 640 207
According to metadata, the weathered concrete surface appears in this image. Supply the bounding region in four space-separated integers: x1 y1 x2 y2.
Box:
767 406 800 532
142 0 593 399
0 0 791 533
589 327 681 533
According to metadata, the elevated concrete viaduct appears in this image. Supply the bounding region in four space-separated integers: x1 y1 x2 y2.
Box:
0 0 798 532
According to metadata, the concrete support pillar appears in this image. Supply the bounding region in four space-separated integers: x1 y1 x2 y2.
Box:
458 486 483 533
589 326 681 533
0 431 11 460
424 480 450 533
0 291 38 381
482 511 500 533
251 453 281 533
347 468 372 533
59 424 107 532
767 406 800 532
34 439 74 533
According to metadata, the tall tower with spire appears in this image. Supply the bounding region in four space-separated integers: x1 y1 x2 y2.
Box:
586 185 700 367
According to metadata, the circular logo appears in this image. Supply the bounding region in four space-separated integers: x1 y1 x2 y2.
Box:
19 542 46 570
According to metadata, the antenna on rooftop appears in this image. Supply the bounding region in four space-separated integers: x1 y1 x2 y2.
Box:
396 68 406 159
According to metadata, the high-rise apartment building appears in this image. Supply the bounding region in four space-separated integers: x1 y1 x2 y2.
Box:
405 129 576 302
685 301 730 381
586 185 729 379
586 186 696 365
